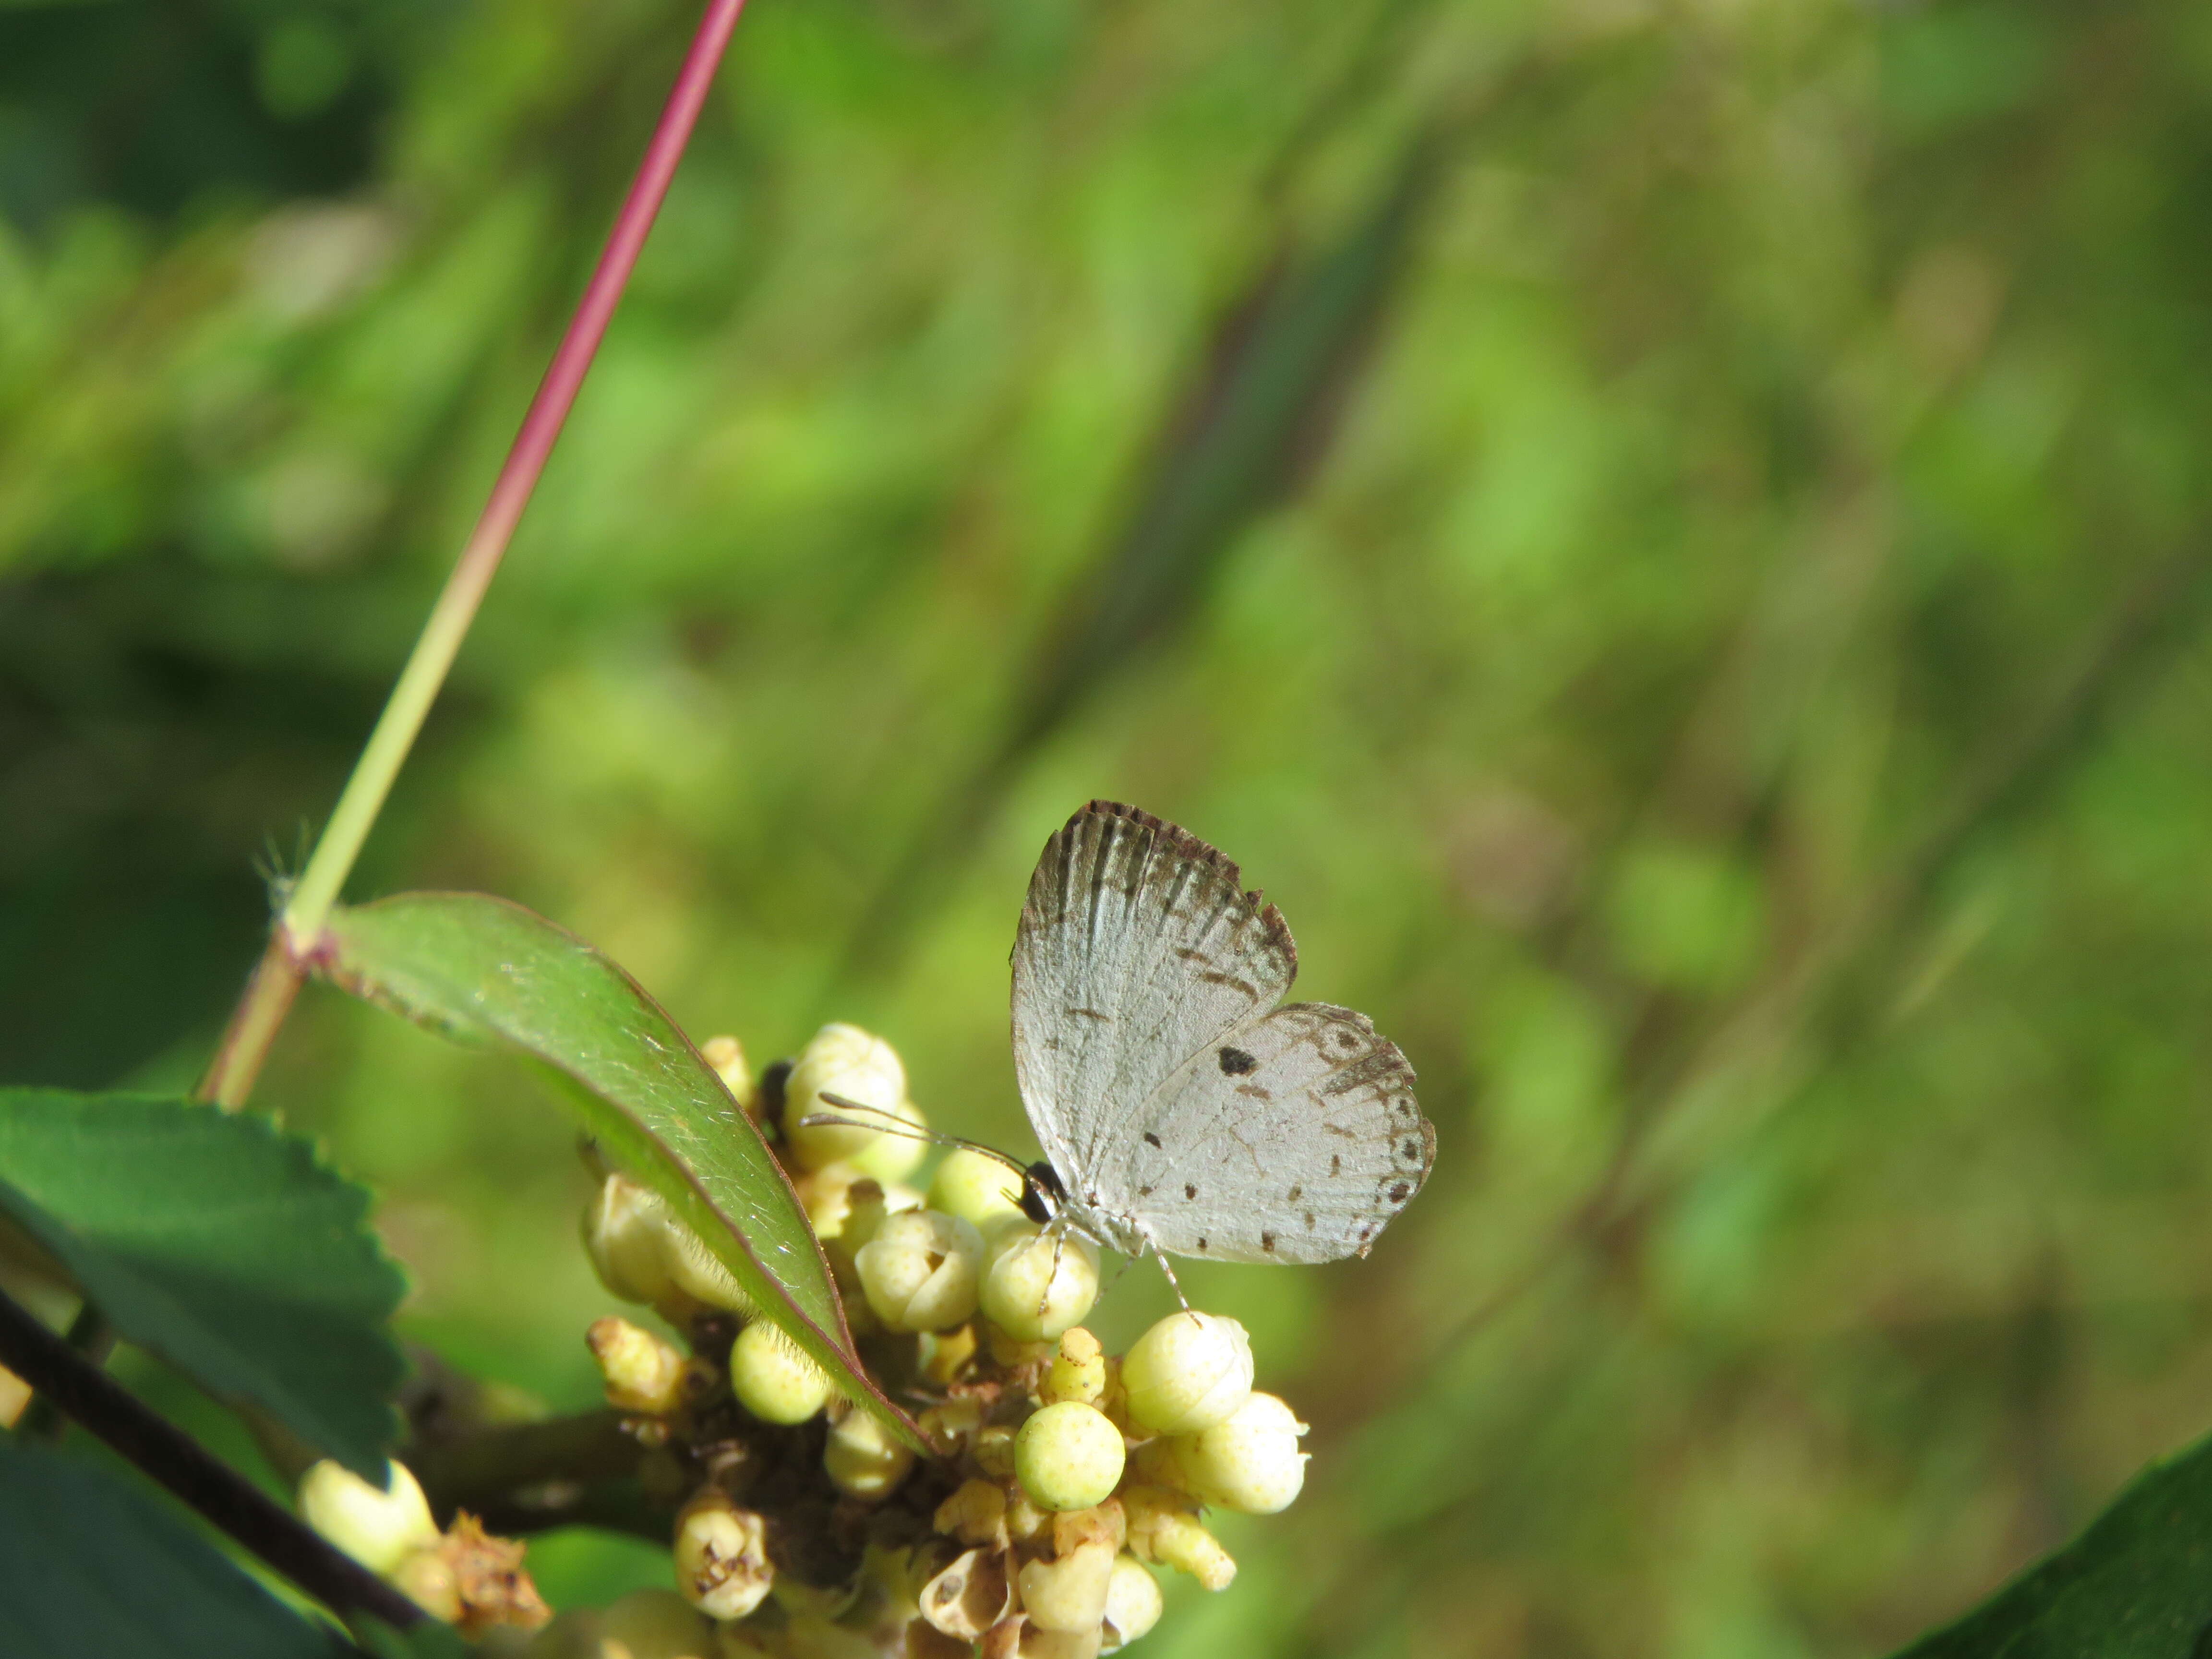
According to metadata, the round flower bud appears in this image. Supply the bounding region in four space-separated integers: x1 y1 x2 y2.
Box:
597 1587 715 1659
854 1209 984 1333
729 1321 833 1424
297 1459 438 1575
929 1148 1028 1234
1166 1392 1308 1514
674 1491 773 1621
581 1175 687 1312
1017 1538 1116 1632
1120 1312 1252 1435
1014 1401 1126 1513
980 1224 1099 1341
1102 1554 1164 1651
823 1409 916 1500
782 1023 921 1176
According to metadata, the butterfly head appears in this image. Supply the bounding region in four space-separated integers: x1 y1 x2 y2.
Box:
1020 1160 1065 1225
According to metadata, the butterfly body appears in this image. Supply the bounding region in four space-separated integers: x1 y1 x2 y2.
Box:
1011 801 1434 1271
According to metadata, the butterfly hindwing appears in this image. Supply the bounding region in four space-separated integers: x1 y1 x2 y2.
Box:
1114 1002 1430 1264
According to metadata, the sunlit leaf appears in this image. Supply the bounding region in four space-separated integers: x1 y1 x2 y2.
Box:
0 1088 406 1479
0 1437 352 1659
316 890 922 1450
1893 1431 2212 1657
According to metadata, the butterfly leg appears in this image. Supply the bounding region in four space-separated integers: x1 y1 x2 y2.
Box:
1140 1229 1192 1314
1036 1217 1071 1325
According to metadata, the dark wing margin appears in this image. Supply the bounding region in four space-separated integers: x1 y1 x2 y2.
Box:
1023 801 1298 981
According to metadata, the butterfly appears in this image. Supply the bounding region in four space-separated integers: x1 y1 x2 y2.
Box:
1003 801 1434 1286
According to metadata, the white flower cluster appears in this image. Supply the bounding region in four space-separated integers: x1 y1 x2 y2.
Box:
539 1022 1311 1659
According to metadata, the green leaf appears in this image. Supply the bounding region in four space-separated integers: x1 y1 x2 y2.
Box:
0 1089 406 1479
0 1436 353 1659
316 891 922 1451
1893 1431 2212 1657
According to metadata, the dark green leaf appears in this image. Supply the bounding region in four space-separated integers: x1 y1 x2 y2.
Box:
0 1089 406 1479
0 1436 352 1659
1893 1431 2212 1658
316 891 921 1450
354 1616 472 1659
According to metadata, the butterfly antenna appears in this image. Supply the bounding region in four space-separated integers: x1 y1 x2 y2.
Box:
803 1094 1032 1177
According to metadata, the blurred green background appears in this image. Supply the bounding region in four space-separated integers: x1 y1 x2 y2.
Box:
8 0 2212 1651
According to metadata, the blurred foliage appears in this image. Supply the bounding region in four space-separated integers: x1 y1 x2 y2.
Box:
8 0 2212 1652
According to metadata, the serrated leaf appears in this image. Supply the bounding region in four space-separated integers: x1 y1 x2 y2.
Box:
0 1436 354 1659
0 1089 406 1479
1893 1431 2212 1657
314 891 922 1450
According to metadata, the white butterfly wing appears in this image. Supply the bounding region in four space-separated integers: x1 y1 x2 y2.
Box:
1011 802 1297 1202
1122 1002 1431 1263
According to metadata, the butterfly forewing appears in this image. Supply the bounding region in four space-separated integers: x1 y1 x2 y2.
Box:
1012 803 1297 1191
1115 1002 1431 1263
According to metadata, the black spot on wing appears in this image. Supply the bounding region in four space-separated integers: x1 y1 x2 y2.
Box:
1142 1131 1162 1148
1217 1046 1257 1075
1184 1183 1197 1200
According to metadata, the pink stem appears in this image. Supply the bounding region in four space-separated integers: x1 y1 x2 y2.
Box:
201 0 751 1108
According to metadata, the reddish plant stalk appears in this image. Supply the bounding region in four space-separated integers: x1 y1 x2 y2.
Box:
201 0 752 1108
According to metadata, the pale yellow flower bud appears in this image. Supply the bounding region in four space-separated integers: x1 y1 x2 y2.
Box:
388 1545 463 1622
581 1175 689 1313
823 1407 916 1499
980 1224 1099 1341
728 1321 833 1424
1119 1312 1251 1436
297 1459 439 1576
854 1209 984 1333
698 1035 758 1120
928 1147 1028 1234
674 1491 773 1620
1040 1327 1106 1407
1014 1401 1126 1513
596 1587 715 1658
921 1322 979 1386
1121 1486 1235 1591
1101 1554 1163 1651
783 1023 922 1177
1018 1538 1117 1632
588 1317 689 1416
1161 1392 1308 1514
